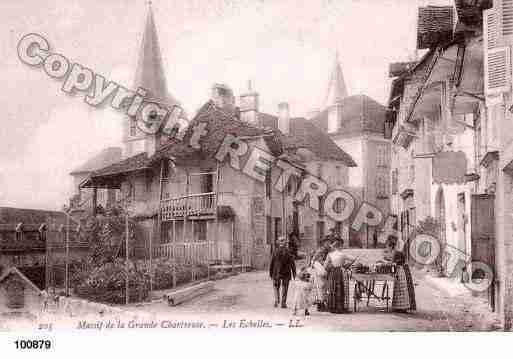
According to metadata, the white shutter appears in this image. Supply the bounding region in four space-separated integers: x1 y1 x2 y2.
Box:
502 0 513 37
484 8 500 50
484 46 511 96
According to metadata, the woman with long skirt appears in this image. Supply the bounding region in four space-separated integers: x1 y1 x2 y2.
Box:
323 239 355 313
383 238 416 313
391 249 416 312
311 239 331 311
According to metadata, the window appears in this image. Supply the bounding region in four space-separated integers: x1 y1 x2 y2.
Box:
201 172 214 193
129 118 137 137
336 166 342 186
162 159 170 179
376 168 389 198
391 169 398 195
194 221 207 242
377 144 388 167
265 171 272 199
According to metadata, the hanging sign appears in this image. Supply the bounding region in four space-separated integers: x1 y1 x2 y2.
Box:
432 151 468 184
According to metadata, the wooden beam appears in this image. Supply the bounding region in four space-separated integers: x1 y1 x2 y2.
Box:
164 281 214 306
455 91 485 102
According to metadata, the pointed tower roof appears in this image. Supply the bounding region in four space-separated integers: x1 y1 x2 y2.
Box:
134 2 178 106
324 51 348 108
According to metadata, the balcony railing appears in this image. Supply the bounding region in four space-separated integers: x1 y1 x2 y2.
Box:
154 242 211 265
161 192 216 221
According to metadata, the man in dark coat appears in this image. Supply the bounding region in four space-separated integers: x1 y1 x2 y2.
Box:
269 236 296 308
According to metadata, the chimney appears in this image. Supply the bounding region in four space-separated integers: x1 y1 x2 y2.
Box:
211 83 235 111
306 108 321 120
239 80 259 125
278 102 290 134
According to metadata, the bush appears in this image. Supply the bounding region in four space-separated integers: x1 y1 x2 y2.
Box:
153 262 175 290
75 260 150 304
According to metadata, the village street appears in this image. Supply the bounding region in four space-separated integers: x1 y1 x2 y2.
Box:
0 265 501 332
126 269 501 332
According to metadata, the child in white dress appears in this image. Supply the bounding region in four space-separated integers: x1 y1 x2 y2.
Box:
292 267 313 316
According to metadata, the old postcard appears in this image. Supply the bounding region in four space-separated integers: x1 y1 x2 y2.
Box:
0 0 511 355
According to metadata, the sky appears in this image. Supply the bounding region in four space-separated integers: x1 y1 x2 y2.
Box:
0 0 451 210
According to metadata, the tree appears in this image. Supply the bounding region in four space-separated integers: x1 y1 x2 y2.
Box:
72 205 150 304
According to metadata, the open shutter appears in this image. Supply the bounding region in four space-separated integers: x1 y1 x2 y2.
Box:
484 7 500 50
502 0 513 37
485 46 511 96
484 5 511 97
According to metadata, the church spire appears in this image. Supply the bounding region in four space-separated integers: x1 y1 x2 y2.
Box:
133 2 177 106
324 50 348 108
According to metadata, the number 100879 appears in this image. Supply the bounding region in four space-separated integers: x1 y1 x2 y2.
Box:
14 339 52 350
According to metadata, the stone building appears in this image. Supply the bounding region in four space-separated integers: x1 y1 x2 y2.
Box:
477 0 513 330
386 1 513 329
0 207 88 290
310 54 391 248
78 5 356 270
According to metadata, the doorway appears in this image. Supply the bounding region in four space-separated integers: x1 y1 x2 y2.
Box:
435 187 446 272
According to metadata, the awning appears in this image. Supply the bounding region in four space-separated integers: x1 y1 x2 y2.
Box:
80 152 152 189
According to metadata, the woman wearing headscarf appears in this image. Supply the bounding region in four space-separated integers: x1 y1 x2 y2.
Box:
323 238 356 313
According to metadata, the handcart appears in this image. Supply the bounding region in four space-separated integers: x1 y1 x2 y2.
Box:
351 272 395 312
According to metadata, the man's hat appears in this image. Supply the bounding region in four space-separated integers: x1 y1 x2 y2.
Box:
277 236 287 245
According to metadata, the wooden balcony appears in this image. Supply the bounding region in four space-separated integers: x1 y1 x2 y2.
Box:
154 242 211 265
161 192 216 221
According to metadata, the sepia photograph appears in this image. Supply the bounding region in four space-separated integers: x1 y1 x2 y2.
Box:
0 0 512 355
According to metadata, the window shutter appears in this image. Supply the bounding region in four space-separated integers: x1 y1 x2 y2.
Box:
484 8 500 50
484 46 511 96
484 5 511 98
502 0 513 37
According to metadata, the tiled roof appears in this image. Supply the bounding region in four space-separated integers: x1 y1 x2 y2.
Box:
0 207 66 225
153 100 355 166
259 114 356 166
91 152 151 178
70 147 122 175
152 101 276 163
0 267 43 292
312 94 387 137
